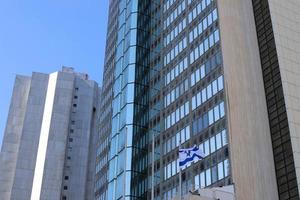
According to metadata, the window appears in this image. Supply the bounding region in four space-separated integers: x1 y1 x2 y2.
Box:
205 169 211 186
224 159 229 177
220 102 225 117
218 76 224 90
214 30 220 42
192 96 196 110
218 162 224 180
65 176 69 180
64 186 68 190
210 137 216 153
200 65 205 78
195 175 200 188
204 140 210 155
200 172 205 188
207 84 212 99
214 106 220 121
212 80 218 95
208 110 214 125
222 130 227 145
202 89 207 102
216 133 222 149
212 166 217 183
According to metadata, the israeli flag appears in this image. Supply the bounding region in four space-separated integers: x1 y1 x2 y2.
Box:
179 146 205 168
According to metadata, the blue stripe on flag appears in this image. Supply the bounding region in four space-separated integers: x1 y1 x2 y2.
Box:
179 153 204 167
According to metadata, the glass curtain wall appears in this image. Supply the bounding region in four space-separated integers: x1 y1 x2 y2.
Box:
107 0 153 199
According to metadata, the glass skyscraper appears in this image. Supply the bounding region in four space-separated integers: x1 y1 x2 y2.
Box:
95 0 300 200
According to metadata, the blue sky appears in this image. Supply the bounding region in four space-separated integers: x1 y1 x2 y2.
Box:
0 0 109 148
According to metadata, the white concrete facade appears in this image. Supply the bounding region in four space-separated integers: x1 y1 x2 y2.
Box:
0 67 100 200
217 0 279 199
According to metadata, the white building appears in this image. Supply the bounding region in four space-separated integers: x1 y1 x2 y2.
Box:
0 67 100 200
173 185 235 200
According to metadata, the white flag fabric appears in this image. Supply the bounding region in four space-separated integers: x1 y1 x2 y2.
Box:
179 146 205 168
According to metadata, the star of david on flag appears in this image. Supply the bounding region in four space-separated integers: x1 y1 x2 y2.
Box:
179 145 205 168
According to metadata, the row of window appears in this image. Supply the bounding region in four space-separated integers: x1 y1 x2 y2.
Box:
192 75 224 110
164 158 180 180
165 101 190 130
194 159 229 189
190 51 222 87
163 0 176 12
192 101 225 135
96 154 108 174
189 8 218 43
164 37 187 66
164 18 186 47
208 101 225 126
95 175 107 197
164 0 186 29
164 79 189 107
163 186 177 200
162 179 193 200
188 0 214 24
96 137 109 157
165 57 188 86
163 126 191 155
164 128 227 181
190 29 220 64
200 129 228 156
96 191 107 200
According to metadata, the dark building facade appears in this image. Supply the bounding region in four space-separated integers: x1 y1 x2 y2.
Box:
95 0 300 199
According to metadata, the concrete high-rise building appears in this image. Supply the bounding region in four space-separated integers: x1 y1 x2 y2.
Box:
0 67 100 200
95 0 300 200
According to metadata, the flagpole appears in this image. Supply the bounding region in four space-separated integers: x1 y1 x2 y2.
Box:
124 127 128 200
179 168 182 200
179 138 182 200
151 131 155 200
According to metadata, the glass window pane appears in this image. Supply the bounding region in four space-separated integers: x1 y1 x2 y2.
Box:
214 29 220 42
213 9 218 21
224 159 229 177
220 102 225 117
207 84 212 99
186 126 190 139
200 65 205 78
206 169 211 186
202 88 207 102
191 73 195 86
212 166 217 183
216 133 222 149
195 175 200 189
218 162 224 180
197 92 202 107
198 117 203 132
192 96 196 110
200 172 205 188
203 113 208 128
204 140 210 155
210 136 216 153
214 106 220 121
212 80 218 95
208 110 214 125
222 130 228 145
218 75 224 90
